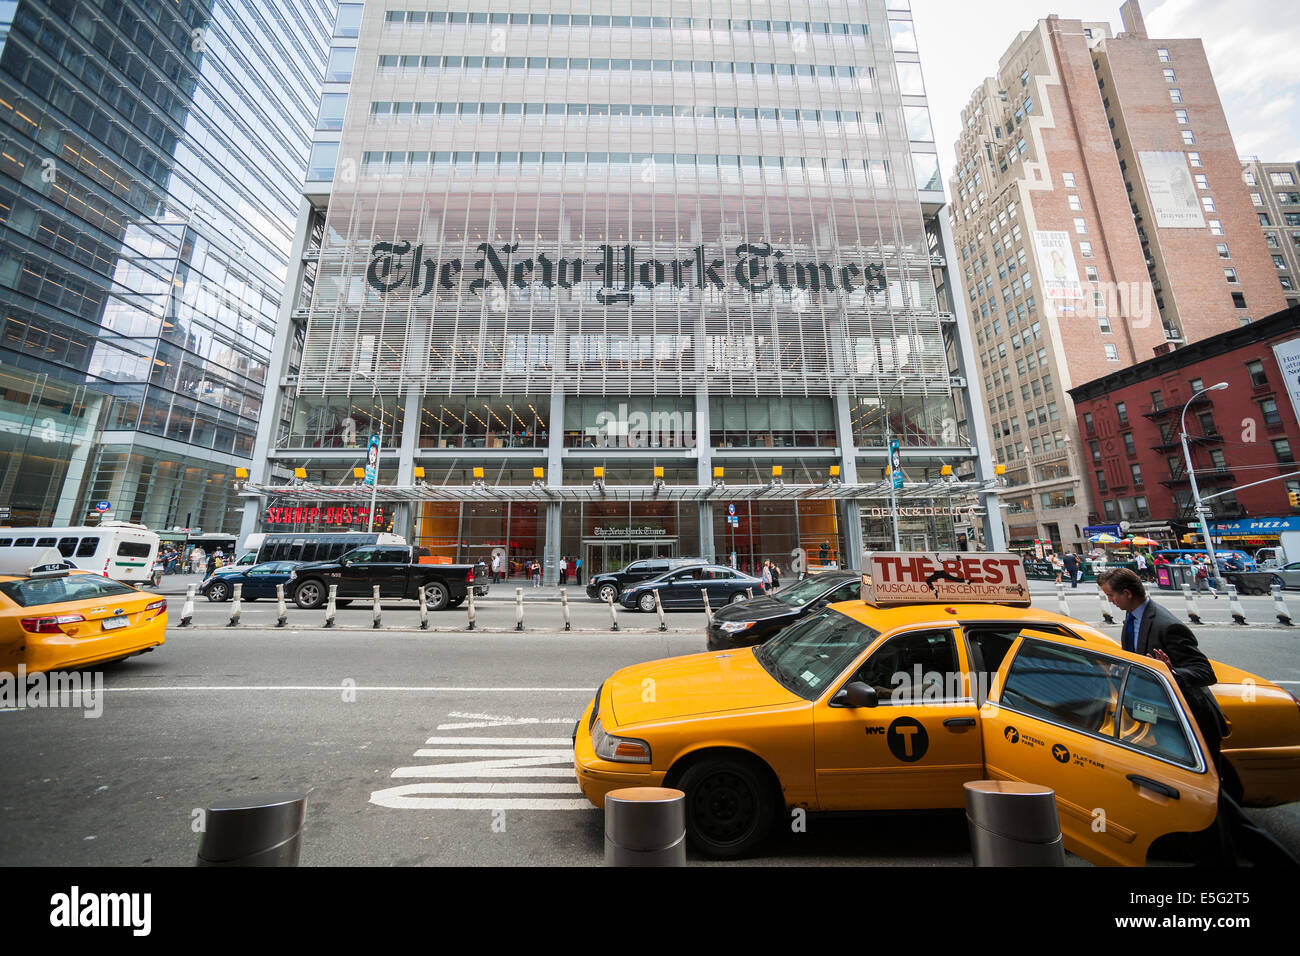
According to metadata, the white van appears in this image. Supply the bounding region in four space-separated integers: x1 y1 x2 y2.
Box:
0 522 160 585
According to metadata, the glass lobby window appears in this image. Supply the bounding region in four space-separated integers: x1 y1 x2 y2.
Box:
709 397 836 448
419 396 548 449
286 395 398 448
563 396 695 448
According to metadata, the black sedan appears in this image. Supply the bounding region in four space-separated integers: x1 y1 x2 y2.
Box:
705 571 862 650
200 561 302 602
618 564 764 612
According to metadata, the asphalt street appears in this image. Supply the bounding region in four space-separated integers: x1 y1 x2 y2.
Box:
2 586 1297 867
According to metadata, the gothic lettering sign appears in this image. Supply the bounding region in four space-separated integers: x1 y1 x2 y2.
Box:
367 240 888 305
867 505 975 518
592 525 668 537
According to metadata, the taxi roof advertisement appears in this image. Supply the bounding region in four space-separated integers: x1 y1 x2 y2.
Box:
862 552 1031 607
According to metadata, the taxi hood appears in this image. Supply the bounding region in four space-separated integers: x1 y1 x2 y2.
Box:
607 649 802 726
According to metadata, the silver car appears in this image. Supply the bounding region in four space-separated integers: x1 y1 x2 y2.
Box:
1273 561 1300 590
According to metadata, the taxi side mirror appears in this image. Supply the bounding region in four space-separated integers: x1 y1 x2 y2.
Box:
832 682 879 708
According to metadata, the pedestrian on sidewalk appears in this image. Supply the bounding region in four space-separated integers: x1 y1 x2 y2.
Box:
1051 553 1063 585
190 547 205 575
770 562 780 593
1193 558 1219 599
531 559 541 588
491 552 502 583
575 556 582 584
558 556 567 586
1062 552 1078 589
761 560 773 594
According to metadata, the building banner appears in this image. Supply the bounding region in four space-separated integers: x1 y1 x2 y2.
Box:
1032 230 1082 299
1272 337 1300 430
1138 151 1205 229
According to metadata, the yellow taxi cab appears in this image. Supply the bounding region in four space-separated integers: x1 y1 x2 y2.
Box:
0 547 167 676
574 552 1300 863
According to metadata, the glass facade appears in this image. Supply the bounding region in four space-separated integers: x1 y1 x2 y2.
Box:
0 0 333 530
247 1 1003 576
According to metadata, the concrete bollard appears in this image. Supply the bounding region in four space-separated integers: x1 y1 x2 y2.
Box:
964 780 1064 866
1273 583 1293 626
180 584 195 627
1098 588 1115 625
276 584 288 628
515 587 524 631
371 585 382 629
560 587 571 631
227 583 242 627
1055 583 1070 619
653 589 667 632
467 584 476 630
1226 585 1247 625
607 591 620 632
418 586 429 630
1182 583 1203 625
324 584 337 628
604 787 686 867
700 589 713 625
196 792 307 867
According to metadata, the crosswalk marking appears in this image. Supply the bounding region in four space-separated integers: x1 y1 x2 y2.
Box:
370 723 594 812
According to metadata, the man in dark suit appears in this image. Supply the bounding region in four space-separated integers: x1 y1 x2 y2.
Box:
1098 568 1296 866
1062 551 1079 589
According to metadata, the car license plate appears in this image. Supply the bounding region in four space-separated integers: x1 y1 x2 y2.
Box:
102 616 129 630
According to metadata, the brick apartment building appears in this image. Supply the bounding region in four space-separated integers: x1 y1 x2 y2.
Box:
949 1 1287 554
1241 159 1300 309
1068 305 1300 549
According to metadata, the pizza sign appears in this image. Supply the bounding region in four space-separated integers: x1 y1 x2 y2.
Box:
861 552 1030 607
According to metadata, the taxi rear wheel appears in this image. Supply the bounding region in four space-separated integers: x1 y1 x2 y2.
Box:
678 757 775 859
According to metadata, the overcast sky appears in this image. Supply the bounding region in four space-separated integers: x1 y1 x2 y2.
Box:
915 0 1300 192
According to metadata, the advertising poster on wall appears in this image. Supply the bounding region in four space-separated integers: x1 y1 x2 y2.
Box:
1273 337 1300 428
1138 151 1206 228
1032 230 1083 300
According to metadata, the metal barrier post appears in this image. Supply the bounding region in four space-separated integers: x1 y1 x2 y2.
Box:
746 588 754 600
196 792 307 867
227 583 242 628
515 587 525 631
1098 589 1114 625
653 589 667 632
1182 583 1203 625
276 584 288 628
604 787 686 867
418 586 429 630
1273 583 1293 626
701 589 713 625
560 587 571 631
1055 583 1070 618
1226 585 1247 625
467 584 476 630
607 591 620 632
324 584 337 628
964 781 1064 866
180 584 195 628
371 585 382 629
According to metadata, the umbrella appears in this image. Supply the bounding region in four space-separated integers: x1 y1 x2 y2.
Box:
1127 536 1159 546
1088 533 1121 544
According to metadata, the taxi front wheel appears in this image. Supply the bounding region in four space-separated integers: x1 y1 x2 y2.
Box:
679 757 775 859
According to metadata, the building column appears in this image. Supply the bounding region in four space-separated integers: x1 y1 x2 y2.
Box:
394 388 421 539
543 385 565 585
52 393 105 525
694 383 715 562
833 387 864 567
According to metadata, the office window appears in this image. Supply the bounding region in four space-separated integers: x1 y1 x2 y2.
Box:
1116 402 1128 426
1169 88 1182 103
1181 130 1196 145
1074 218 1088 234
1274 439 1295 464
1270 171 1297 186
1095 470 1108 492
1175 109 1189 124
1232 292 1247 309
1079 242 1093 258
1063 172 1076 187
1085 265 1099 282
1188 151 1202 167
1194 174 1209 190
1265 233 1280 247
1068 195 1082 211
1098 315 1112 333
1163 69 1176 82
1260 398 1281 426
1251 192 1264 205
1224 268 1238 283
1158 48 1171 62
1216 243 1230 258
1247 360 1267 387
1123 433 1136 455
1104 344 1119 361
1201 196 1216 212
1083 412 1095 434
1208 219 1223 236
1090 441 1101 463
1274 255 1287 269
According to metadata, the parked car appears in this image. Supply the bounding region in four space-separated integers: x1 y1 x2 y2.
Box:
586 557 707 603
618 564 764 612
706 571 861 650
1271 561 1300 590
200 561 303 602
288 545 480 611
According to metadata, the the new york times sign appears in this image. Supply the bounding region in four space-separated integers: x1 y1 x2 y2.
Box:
367 241 888 305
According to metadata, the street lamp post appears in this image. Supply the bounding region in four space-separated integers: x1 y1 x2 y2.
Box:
357 372 387 533
1180 382 1229 580
881 375 907 551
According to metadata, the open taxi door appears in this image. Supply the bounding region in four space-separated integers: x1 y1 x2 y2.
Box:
979 629 1220 866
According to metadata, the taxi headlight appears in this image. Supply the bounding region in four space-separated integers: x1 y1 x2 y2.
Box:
719 620 755 633
591 719 651 764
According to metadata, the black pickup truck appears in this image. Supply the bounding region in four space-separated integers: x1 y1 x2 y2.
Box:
288 545 481 611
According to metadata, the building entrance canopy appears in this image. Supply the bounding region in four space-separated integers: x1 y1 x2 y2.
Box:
243 479 995 505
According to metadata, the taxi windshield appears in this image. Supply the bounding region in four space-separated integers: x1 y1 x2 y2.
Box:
754 609 880 701
0 574 137 608
773 575 837 607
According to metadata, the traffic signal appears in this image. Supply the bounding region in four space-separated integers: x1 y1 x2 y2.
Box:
1290 490 1300 508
